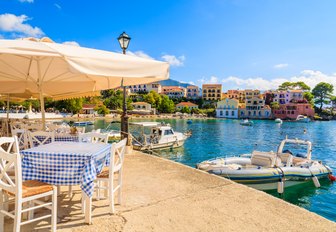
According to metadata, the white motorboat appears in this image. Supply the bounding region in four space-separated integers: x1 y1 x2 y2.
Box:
275 118 283 124
240 119 253 126
197 138 334 193
296 115 311 123
130 122 188 151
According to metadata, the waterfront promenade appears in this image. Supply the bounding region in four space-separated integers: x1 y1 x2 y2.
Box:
5 151 336 231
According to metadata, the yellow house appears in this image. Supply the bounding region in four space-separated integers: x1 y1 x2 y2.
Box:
239 97 271 119
202 84 222 101
216 98 239 118
244 89 260 100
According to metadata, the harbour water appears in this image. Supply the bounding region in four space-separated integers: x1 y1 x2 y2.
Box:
92 118 336 222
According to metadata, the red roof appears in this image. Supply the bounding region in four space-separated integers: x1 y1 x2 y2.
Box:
82 104 96 109
176 102 198 107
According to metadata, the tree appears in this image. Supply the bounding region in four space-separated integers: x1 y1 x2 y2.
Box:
270 102 280 110
278 82 293 91
331 95 336 111
278 81 310 91
158 95 175 113
103 90 123 110
0 100 5 108
312 82 334 111
143 91 161 108
66 98 83 114
303 92 314 106
180 107 191 114
94 104 109 115
54 98 83 113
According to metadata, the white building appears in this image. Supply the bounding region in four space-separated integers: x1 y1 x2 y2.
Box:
216 98 239 118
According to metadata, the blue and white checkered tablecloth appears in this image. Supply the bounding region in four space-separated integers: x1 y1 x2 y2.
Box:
21 142 112 197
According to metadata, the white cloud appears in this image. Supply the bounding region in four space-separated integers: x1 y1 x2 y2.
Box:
198 70 336 94
273 63 289 69
18 0 34 3
54 3 62 10
126 50 154 60
197 76 219 85
0 13 44 37
62 41 80 46
161 54 185 67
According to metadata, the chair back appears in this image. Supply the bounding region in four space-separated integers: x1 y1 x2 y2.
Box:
79 132 108 144
0 136 21 197
11 128 29 150
28 131 55 148
109 138 127 176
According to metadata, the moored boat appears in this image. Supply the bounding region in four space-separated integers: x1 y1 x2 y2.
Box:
296 115 311 123
240 119 253 126
130 122 188 151
275 118 283 124
197 138 334 192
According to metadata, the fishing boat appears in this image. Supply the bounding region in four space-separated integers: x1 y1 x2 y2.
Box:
296 115 310 123
275 118 283 124
240 119 253 126
130 122 188 151
197 138 334 193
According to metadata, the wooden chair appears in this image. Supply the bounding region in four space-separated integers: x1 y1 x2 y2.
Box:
28 131 55 148
78 132 108 144
0 136 57 232
11 129 29 151
95 138 127 214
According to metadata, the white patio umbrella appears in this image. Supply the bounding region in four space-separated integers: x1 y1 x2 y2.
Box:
0 37 169 128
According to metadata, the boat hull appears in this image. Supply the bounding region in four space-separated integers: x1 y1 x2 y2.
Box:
133 139 185 151
209 166 330 191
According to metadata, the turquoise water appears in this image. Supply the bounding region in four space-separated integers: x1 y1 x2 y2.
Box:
92 118 336 222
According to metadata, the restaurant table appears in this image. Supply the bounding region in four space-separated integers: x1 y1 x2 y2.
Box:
21 141 112 224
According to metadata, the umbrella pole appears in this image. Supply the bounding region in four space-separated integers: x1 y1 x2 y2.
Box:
6 95 10 136
39 90 46 131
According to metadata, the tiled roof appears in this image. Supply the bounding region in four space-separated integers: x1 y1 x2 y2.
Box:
176 102 198 107
82 104 96 109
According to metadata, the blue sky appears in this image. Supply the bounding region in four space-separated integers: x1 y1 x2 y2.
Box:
1 0 336 91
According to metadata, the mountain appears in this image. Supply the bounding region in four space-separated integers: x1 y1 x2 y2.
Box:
158 79 195 88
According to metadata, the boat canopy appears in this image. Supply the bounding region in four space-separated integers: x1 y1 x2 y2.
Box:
129 122 161 127
277 138 312 160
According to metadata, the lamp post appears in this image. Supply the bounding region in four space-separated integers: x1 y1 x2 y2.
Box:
117 32 131 143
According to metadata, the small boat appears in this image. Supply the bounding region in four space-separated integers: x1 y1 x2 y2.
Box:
73 121 94 126
197 138 333 193
130 122 188 151
187 119 192 124
240 119 253 126
275 118 283 124
296 115 310 123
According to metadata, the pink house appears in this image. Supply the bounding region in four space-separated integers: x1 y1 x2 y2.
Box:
273 103 314 120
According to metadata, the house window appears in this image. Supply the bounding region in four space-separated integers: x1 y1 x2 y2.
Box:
225 111 229 116
220 111 223 116
231 111 234 116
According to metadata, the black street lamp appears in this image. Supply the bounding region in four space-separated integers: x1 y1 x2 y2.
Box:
117 32 131 143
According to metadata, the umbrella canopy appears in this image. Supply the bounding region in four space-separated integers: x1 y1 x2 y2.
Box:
0 38 169 95
0 37 169 127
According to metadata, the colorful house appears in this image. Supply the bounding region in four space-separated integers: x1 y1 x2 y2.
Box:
272 103 314 120
186 86 200 99
131 102 153 115
176 102 198 111
202 84 222 101
216 98 239 118
239 97 271 119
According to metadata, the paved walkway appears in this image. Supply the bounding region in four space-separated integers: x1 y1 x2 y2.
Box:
5 151 336 231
